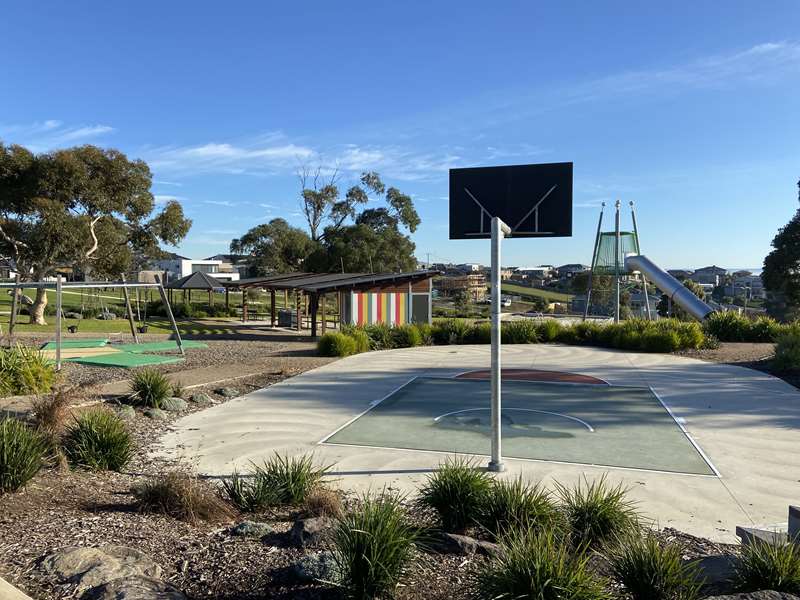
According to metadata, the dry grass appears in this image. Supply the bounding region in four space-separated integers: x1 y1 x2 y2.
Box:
133 470 236 523
305 486 344 518
30 388 72 436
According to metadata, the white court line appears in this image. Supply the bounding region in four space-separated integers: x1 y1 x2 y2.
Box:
648 387 721 478
433 407 595 432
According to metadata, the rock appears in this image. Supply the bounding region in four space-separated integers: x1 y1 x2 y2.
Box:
216 387 239 398
116 405 136 419
290 516 333 548
291 551 340 583
39 546 161 591
189 392 213 405
705 593 800 600
230 521 274 538
144 408 167 420
691 554 738 587
431 532 500 556
81 575 186 600
161 397 188 412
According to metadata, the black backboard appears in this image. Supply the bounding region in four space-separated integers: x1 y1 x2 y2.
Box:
449 162 573 239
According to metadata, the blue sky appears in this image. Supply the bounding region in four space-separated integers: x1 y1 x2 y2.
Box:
1 1 799 270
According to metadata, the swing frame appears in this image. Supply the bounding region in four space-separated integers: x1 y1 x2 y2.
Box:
1 275 183 371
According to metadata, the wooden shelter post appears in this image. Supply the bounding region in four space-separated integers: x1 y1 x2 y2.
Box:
270 290 276 326
295 290 301 332
310 293 319 338
321 293 326 334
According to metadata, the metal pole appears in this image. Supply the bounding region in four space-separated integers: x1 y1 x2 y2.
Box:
8 273 20 340
629 201 652 320
614 200 621 324
155 275 184 355
583 202 605 320
489 216 510 473
55 275 63 371
120 275 140 343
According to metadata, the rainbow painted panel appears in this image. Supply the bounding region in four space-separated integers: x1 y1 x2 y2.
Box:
352 292 408 325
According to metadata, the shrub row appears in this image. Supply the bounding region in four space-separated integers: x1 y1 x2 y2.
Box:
703 312 785 343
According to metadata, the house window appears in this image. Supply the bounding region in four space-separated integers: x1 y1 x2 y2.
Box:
192 263 218 274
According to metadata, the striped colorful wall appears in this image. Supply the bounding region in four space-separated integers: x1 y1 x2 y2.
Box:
352 292 408 326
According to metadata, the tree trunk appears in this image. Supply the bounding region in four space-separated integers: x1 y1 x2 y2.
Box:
30 287 48 325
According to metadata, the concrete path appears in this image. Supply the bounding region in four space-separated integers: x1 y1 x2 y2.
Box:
154 344 800 542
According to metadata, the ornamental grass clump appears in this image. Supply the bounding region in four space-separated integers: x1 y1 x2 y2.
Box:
317 332 357 357
556 475 638 549
333 491 419 600
477 528 611 600
0 345 57 397
0 417 49 493
417 456 493 532
773 325 800 371
63 409 133 471
608 531 703 600
501 319 539 344
479 476 564 540
129 369 172 408
734 537 800 594
221 469 280 512
133 470 234 523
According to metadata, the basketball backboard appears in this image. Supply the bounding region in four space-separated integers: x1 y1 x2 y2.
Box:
449 162 573 239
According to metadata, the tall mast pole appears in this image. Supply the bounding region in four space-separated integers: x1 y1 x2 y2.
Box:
583 202 605 321
630 200 652 320
614 200 621 324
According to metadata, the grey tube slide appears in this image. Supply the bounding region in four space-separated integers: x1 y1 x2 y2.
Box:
625 254 715 321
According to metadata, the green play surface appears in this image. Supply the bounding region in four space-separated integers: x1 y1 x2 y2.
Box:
113 340 208 353
67 353 185 367
323 377 716 476
40 338 108 349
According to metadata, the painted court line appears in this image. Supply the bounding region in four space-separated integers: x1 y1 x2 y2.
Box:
433 407 596 432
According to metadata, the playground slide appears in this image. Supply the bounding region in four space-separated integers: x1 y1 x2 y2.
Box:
624 254 715 321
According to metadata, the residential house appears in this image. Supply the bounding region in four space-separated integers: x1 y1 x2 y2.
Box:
435 273 488 302
691 265 727 286
152 253 240 283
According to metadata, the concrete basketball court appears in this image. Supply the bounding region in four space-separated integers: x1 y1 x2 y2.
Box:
154 344 800 542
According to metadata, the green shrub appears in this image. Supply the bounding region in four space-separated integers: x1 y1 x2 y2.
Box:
414 323 434 345
774 326 800 371
608 532 702 600
536 319 563 342
391 324 422 348
640 329 681 353
417 456 493 532
334 491 419 599
0 345 57 397
565 321 603 345
432 319 472 345
364 322 394 350
221 469 280 511
671 320 706 349
346 328 371 353
469 321 492 344
501 319 539 344
317 332 357 357
0 418 49 493
477 528 611 600
63 409 133 471
479 477 563 540
223 454 330 509
734 537 800 594
556 475 638 548
703 311 783 343
751 316 783 343
133 470 235 523
129 369 172 408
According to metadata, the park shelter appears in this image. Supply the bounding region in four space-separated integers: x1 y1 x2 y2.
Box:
224 270 438 337
164 271 225 305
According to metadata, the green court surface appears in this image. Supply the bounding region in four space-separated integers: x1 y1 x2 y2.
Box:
67 353 185 367
113 340 208 353
40 338 109 349
323 377 716 476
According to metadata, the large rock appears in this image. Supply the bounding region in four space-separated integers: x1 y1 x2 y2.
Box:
705 593 800 599
81 575 186 600
161 397 188 412
216 387 239 398
290 517 333 548
431 532 501 556
230 521 274 538
39 546 162 591
292 551 340 583
691 554 738 587
116 405 136 420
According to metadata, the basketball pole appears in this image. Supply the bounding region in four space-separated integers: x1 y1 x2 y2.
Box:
614 200 621 324
489 216 510 473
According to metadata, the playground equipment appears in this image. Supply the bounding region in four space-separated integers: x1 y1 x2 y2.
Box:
585 200 715 322
1 274 183 370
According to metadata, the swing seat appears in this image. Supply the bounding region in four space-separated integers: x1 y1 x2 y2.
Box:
137 325 149 333
67 325 79 334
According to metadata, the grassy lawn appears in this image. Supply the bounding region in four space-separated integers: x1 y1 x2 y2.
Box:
501 282 574 303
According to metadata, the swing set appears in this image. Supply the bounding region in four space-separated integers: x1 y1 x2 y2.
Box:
2 274 183 371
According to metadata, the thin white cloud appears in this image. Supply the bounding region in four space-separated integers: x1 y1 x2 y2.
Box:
203 229 236 235
0 120 115 151
154 180 183 187
154 194 187 205
202 200 237 207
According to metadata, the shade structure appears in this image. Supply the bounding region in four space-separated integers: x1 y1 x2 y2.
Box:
164 271 225 290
